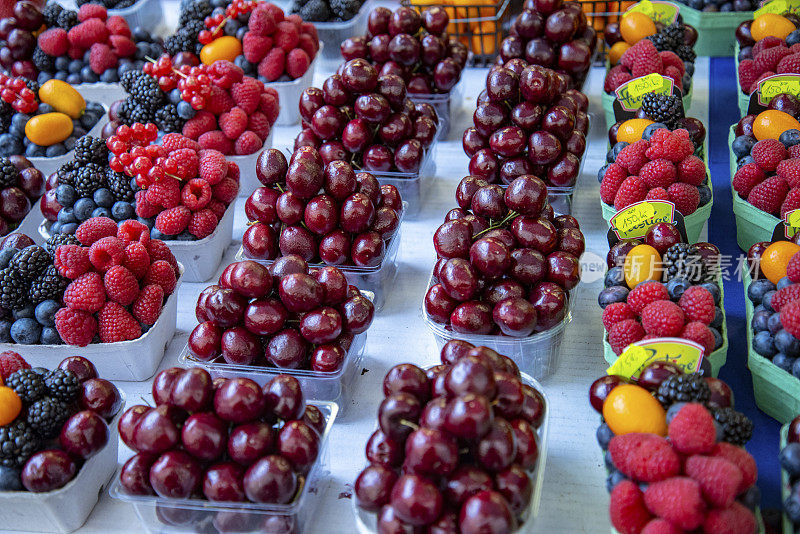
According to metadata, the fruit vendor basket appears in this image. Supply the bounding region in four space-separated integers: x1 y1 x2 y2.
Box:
179 331 367 413
237 204 404 312
0 394 124 533
407 78 464 140
267 43 322 127
744 269 800 423
602 79 694 128
728 125 779 252
353 370 549 533
314 0 372 66
402 0 511 68
0 267 183 381
108 0 165 33
422 272 573 381
371 142 437 219
678 6 751 57
110 401 338 534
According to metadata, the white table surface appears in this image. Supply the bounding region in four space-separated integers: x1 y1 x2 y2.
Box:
7 2 713 530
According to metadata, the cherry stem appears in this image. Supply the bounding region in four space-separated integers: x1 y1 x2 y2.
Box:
472 210 519 239
399 419 419 430
144 55 188 79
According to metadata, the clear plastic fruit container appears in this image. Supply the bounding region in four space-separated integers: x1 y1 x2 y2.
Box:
108 0 165 32
407 78 464 140
352 371 549 533
266 43 323 127
421 271 573 381
371 142 437 219
178 330 367 414
313 0 372 67
109 402 338 534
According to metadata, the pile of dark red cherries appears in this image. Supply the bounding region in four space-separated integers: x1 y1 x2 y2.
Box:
355 339 545 532
242 148 403 267
187 257 374 373
425 174 585 336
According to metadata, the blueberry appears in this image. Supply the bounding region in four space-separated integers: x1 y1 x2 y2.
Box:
666 402 687 424
40 326 62 345
132 27 150 41
710 327 723 350
224 19 241 36
606 471 627 493
169 88 182 105
598 286 628 308
151 228 166 240
64 137 77 151
10 318 41 344
111 201 135 221
0 133 22 157
177 100 196 119
234 54 254 73
57 206 77 224
80 66 98 83
101 69 120 83
82 49 91 62
752 309 771 332
776 329 800 357
37 103 54 114
763 289 777 311
0 466 22 491
37 71 52 86
94 188 114 208
748 278 776 305
711 306 724 329
779 276 794 290
51 221 62 234
786 489 800 524
700 282 721 305
753 330 776 357
698 185 712 206
56 184 77 207
72 126 87 138
135 42 150 60
12 303 35 320
211 0 227 7
737 155 755 168
737 45 752 62
86 102 104 114
720 2 733 10
604 450 614 470
643 122 668 140
25 143 46 157
55 56 70 71
666 278 691 300
780 129 800 149
689 0 703 8
788 29 800 47
604 266 625 288
45 143 67 157
792 357 800 378
738 485 760 512
782 443 800 477
137 216 155 229
0 248 16 269
596 424 614 450
177 230 194 241
60 222 78 234
607 142 628 164
773 352 795 373
732 135 756 159
769 312 783 334
11 113 28 134
74 197 97 221
54 71 68 81
34 300 60 327
133 60 145 71
80 112 98 129
596 163 609 183
117 62 137 76
66 73 82 86
92 207 112 219
211 6 225 16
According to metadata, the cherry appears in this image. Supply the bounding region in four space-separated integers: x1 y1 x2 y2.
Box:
203 462 246 502
214 377 265 423
264 375 305 421
243 455 297 504
495 464 533 515
390 474 443 526
383 364 430 402
366 429 404 468
132 407 179 455
355 464 398 512
21 450 76 493
278 420 320 474
379 392 421 443
458 490 517 533
149 451 201 499
510 418 539 469
59 410 109 459
120 454 155 495
118 405 150 449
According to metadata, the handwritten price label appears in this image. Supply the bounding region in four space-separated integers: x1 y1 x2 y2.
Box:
624 0 679 25
758 74 800 106
607 338 705 380
610 200 675 239
755 0 800 17
615 74 674 111
784 209 800 238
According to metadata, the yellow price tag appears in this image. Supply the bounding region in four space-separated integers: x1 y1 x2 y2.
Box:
607 338 705 380
624 0 679 25
758 74 800 106
785 209 800 238
615 74 675 112
610 200 675 239
754 0 800 16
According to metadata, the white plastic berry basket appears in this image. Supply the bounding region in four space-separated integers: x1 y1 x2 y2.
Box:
266 43 323 127
313 0 372 67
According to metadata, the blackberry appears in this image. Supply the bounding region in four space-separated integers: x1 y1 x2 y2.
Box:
106 169 136 201
120 70 142 92
165 21 205 56
0 267 28 310
0 157 19 189
56 9 78 29
0 102 11 133
73 163 107 197
130 75 165 110
655 374 711 407
42 3 64 28
23 79 39 95
26 397 69 439
330 0 361 20
662 243 708 283
155 104 184 133
713 407 753 446
32 47 55 74
300 0 332 21
29 265 69 305
0 420 40 468
56 161 80 188
43 369 80 402
676 44 696 63
44 233 80 256
74 136 109 166
647 23 684 53
9 246 50 282
179 0 213 25
640 93 684 128
5 369 45 403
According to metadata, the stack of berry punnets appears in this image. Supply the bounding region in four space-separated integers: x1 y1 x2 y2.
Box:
589 365 759 534
33 3 164 86
113 369 335 533
600 222 727 374
0 156 45 238
107 58 279 155
353 341 548 533
462 63 589 192
736 12 800 102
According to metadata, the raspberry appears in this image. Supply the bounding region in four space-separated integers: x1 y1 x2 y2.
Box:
781 299 800 338
703 502 757 534
132 284 164 326
97 301 141 343
135 190 160 218
144 260 177 295
155 206 191 236
105 15 131 37
772 283 800 311
181 179 212 211
78 3 107 21
227 162 240 181
259 92 280 124
206 85 236 116
109 35 136 58
243 32 272 64
147 240 178 274
258 48 286 82
667 182 699 215
298 33 318 60
198 131 234 155
286 48 310 79
54 244 90 279
168 148 199 180
781 189 800 220
616 140 649 174
248 112 272 141
38 28 69 57
145 177 181 209
711 442 757 494
645 187 669 201
639 159 676 189
628 281 670 313
68 47 83 60
602 302 636 330
208 199 226 220
750 70 777 93
183 110 217 140
0 351 30 381
199 150 227 185
54 308 97 347
788 252 800 283
188 209 218 239
609 433 680 483
103 265 139 306
88 43 117 75
235 131 263 155
778 53 800 74
646 129 694 163
63 272 106 313
747 176 789 215
754 44 790 73
676 155 706 186
641 300 685 336
231 78 262 115
678 286 715 324
777 158 800 188
117 219 149 245
789 144 800 158
738 59 759 94
220 107 248 140
641 519 682 534
732 163 766 198
643 477 705 531
300 22 317 41
208 60 244 89
600 163 628 204
162 133 200 153
684 455 743 508
610 481 652 534
212 177 239 204
248 5 277 35
682 321 716 354
67 18 108 49
614 176 648 210
75 217 118 246
608 318 645 354
669 403 716 455
658 50 684 75
752 138 787 171
752 35 784 57
123 242 150 280
621 39 663 76
88 236 125 272
274 20 299 53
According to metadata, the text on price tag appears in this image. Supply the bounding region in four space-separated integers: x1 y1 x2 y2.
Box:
607 338 705 380
755 0 800 17
785 209 800 238
615 74 675 112
610 200 675 239
624 0 680 25
758 74 800 105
